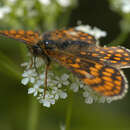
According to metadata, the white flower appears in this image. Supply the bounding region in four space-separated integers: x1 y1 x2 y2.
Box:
57 0 71 7
28 80 43 96
58 90 67 99
21 69 37 85
85 97 93 104
38 92 56 107
21 62 29 67
37 78 68 107
21 58 69 107
75 25 107 39
60 124 66 130
70 83 79 92
111 0 130 13
8 0 16 3
53 74 70 88
0 6 11 19
42 100 51 107
39 0 51 6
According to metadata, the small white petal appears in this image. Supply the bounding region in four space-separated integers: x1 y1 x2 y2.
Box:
57 84 62 88
39 89 44 93
28 88 35 94
98 97 106 103
0 6 11 19
30 77 35 83
40 74 45 79
75 25 107 39
85 97 93 104
21 62 29 67
60 124 66 130
53 87 58 91
8 0 16 3
79 84 84 88
43 100 51 107
52 80 58 85
57 0 71 7
34 80 43 88
106 97 113 103
70 83 79 92
83 91 90 98
63 81 69 86
50 99 55 104
34 91 38 96
21 78 29 85
55 94 59 100
39 0 51 6
22 72 29 77
59 91 67 99
55 76 60 80
111 0 130 13
48 94 54 98
61 74 69 81
39 98 44 103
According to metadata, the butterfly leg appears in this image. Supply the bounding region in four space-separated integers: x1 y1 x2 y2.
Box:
29 56 39 75
43 63 50 98
29 56 34 68
33 56 39 75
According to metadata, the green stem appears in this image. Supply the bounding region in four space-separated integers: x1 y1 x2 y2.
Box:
65 93 73 130
108 31 128 46
27 96 40 130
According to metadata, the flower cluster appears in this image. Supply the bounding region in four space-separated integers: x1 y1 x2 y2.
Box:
75 25 107 40
0 0 77 29
20 25 115 108
110 0 130 13
0 6 11 19
109 0 130 33
21 58 69 107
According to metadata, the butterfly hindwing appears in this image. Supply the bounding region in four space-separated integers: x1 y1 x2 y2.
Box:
47 50 128 100
78 46 130 68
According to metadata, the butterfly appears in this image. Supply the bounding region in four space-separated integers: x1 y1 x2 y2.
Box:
0 28 130 100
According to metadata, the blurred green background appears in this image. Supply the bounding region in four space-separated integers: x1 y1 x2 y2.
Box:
0 0 130 130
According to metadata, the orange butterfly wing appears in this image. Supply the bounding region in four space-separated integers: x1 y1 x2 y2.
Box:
42 28 97 46
0 28 129 100
46 50 128 100
40 29 130 99
79 46 130 68
0 30 41 45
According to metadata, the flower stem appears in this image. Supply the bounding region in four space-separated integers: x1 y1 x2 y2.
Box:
27 96 40 130
65 93 73 130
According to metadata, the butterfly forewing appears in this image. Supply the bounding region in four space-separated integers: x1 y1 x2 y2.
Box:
42 28 97 48
0 30 41 45
43 29 130 69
